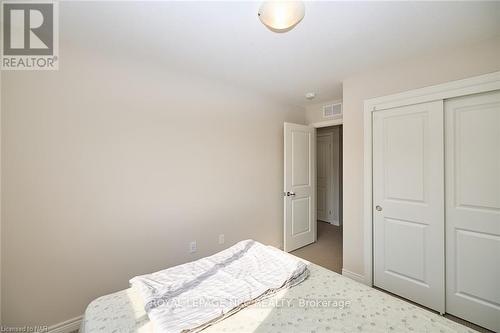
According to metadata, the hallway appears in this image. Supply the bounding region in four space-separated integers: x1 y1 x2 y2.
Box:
291 221 342 273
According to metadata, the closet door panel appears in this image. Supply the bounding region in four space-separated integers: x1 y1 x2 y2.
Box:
445 90 500 332
373 100 444 313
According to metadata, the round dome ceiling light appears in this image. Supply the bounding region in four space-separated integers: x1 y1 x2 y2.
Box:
258 1 305 33
305 92 316 100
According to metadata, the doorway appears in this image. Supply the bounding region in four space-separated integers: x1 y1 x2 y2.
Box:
292 125 343 273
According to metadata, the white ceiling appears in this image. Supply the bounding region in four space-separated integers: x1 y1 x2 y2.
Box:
61 1 500 106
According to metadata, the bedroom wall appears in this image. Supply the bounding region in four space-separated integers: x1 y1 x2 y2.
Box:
341 36 500 278
0 46 305 327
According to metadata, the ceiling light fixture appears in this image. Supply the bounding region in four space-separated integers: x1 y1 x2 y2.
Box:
258 1 305 33
305 92 316 100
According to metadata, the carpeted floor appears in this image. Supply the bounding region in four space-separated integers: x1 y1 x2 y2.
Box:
291 221 342 273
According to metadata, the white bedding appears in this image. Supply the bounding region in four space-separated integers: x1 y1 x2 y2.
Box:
129 240 308 333
82 262 476 333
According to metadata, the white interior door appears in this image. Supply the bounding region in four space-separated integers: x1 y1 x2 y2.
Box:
445 91 500 332
373 101 445 313
284 123 316 252
317 133 333 223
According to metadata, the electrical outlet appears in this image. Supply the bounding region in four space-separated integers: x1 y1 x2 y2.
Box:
218 234 225 245
189 241 197 253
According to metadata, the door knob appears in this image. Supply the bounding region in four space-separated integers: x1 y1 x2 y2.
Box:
375 205 383 211
285 191 296 197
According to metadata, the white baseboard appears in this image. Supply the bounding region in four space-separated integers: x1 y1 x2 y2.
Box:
342 268 366 284
49 315 82 333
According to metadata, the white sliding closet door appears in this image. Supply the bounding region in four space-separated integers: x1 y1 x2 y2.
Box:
373 101 445 313
445 91 500 332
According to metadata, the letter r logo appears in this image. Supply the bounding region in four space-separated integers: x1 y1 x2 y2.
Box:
2 3 54 55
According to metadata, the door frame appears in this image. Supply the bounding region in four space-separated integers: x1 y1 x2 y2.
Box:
314 119 343 226
317 131 334 224
311 118 343 128
362 70 500 286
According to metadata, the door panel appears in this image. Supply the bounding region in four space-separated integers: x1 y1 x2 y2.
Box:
284 123 316 252
445 91 500 332
292 197 311 235
373 101 444 313
292 130 310 186
384 218 427 284
383 114 425 202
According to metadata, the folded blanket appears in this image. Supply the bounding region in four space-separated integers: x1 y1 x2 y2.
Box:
130 240 309 333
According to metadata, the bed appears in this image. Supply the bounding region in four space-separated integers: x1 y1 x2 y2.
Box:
81 261 475 333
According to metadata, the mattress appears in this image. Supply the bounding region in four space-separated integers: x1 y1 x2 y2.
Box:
81 263 475 333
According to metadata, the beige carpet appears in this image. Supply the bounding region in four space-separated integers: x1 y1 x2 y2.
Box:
291 221 342 273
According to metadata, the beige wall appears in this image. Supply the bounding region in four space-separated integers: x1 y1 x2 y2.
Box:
341 36 500 277
0 47 305 326
305 99 343 125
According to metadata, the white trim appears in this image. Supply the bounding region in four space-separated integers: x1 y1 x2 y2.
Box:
363 70 500 287
342 268 365 284
48 315 82 333
311 118 343 128
364 71 500 112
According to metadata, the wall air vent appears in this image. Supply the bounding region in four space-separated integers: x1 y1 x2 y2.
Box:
323 103 342 118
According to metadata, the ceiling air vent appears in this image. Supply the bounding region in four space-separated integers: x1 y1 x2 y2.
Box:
323 103 342 118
